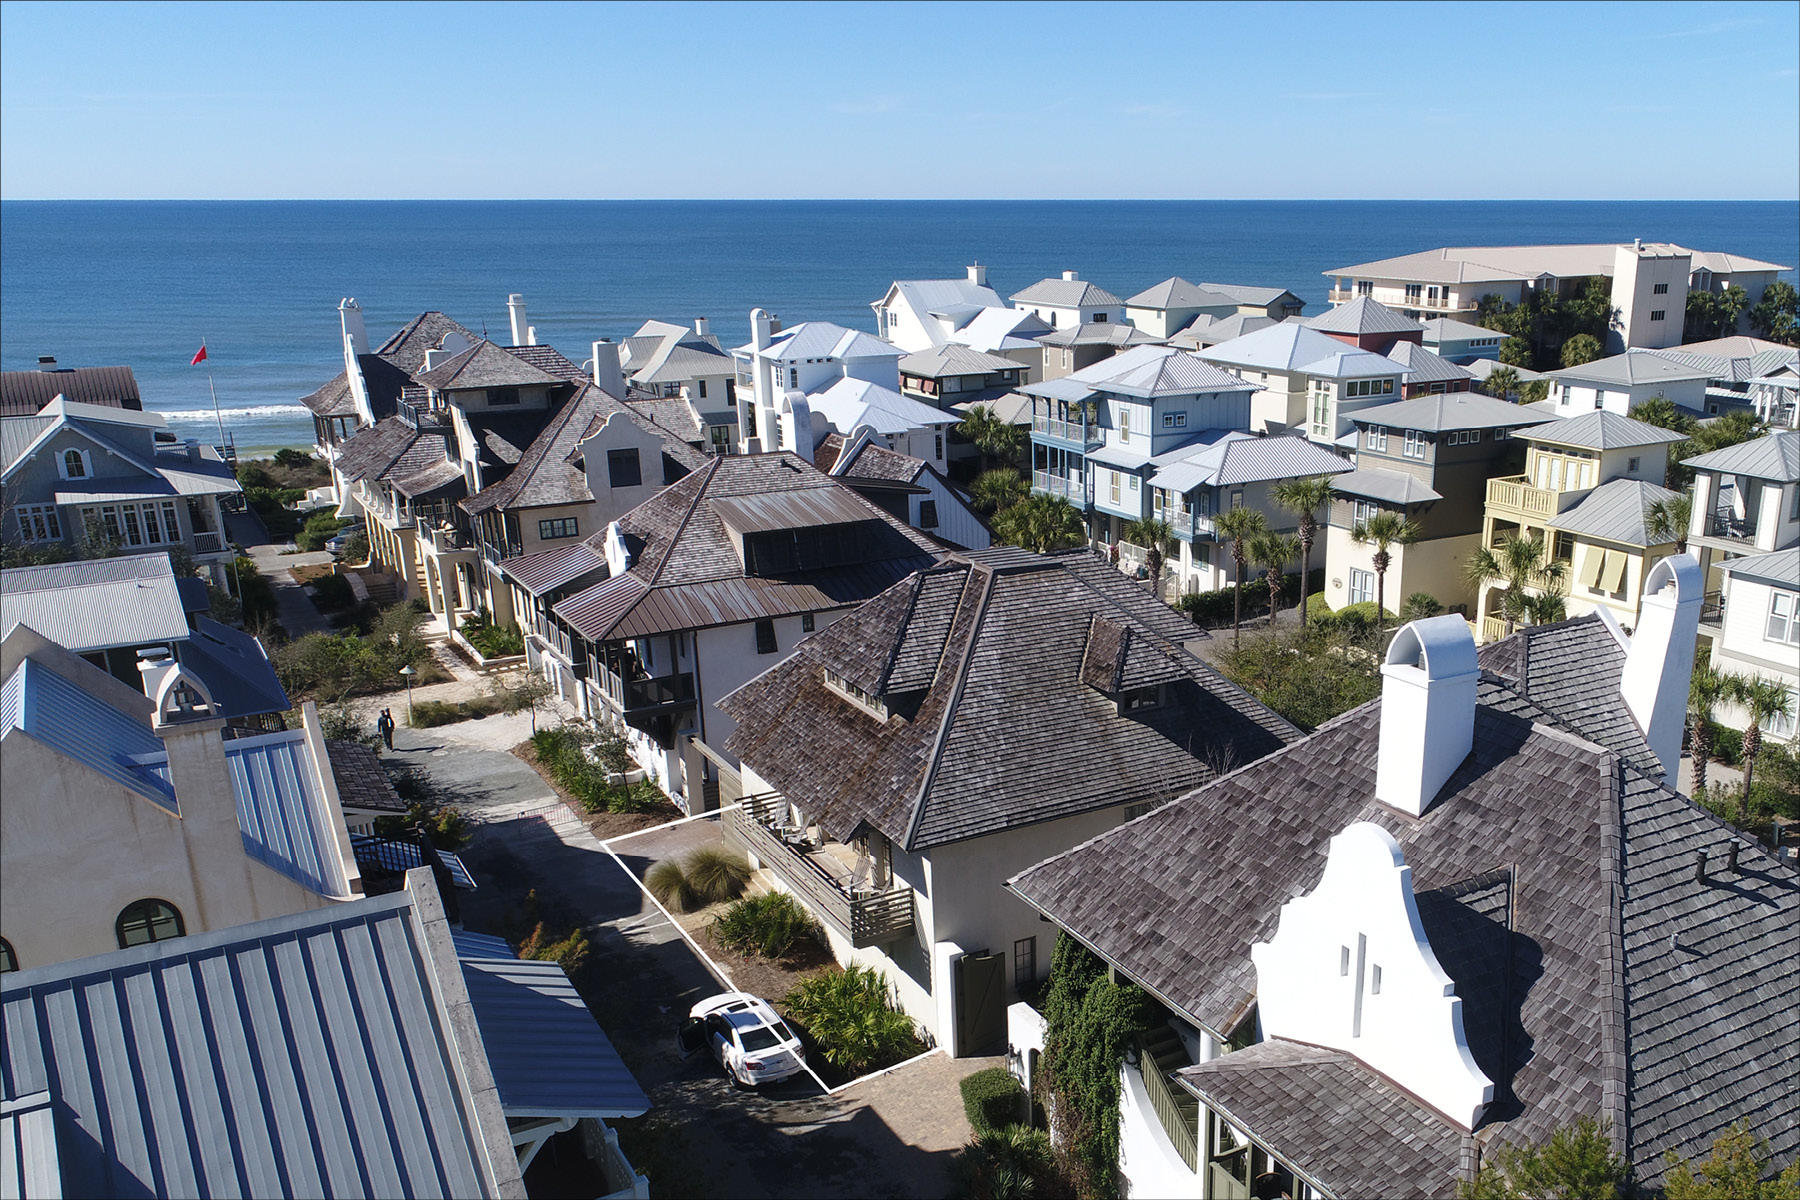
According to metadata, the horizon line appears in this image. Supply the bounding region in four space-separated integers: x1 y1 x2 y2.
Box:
3 196 1797 204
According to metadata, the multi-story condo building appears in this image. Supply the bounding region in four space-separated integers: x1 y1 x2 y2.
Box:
1123 278 1242 339
717 547 1299 1054
1474 411 1687 639
1323 392 1550 617
1009 271 1126 330
1 397 241 586
870 265 1006 352
506 452 945 805
1009 591 1794 1200
1323 240 1792 351
1023 345 1258 543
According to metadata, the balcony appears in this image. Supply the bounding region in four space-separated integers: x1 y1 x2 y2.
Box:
421 520 476 556
1486 475 1571 521
725 794 916 949
1032 415 1104 448
191 530 226 555
595 664 696 715
1033 470 1086 502
396 396 452 430
1329 287 1471 312
1480 615 1511 645
1703 508 1761 543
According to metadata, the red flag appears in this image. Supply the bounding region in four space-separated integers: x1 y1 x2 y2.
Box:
190 344 208 366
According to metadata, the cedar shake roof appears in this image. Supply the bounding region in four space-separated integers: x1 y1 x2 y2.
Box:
414 340 562 391
326 740 406 814
1476 615 1659 778
297 369 355 418
334 416 448 483
718 549 1300 851
838 441 927 486
1009 624 1798 1190
375 311 481 375
551 453 943 641
503 344 587 381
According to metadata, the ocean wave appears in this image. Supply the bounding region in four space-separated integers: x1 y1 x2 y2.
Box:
156 404 310 421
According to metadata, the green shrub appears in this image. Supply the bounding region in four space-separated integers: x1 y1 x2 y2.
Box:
308 572 355 612
949 1125 1059 1200
460 612 524 658
1400 592 1444 621
1218 624 1382 732
339 534 368 565
645 860 700 911
684 846 751 904
409 696 503 727
297 511 349 552
372 772 472 852
528 723 646 812
960 1067 1025 1137
715 892 819 959
273 448 311 469
783 964 923 1076
233 557 279 628
518 920 591 976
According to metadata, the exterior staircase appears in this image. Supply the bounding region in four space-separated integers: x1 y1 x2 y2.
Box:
1137 1021 1201 1171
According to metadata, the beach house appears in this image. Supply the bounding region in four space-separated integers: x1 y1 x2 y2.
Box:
716 547 1299 1055
1009 270 1126 331
1123 278 1242 339
870 265 1007 352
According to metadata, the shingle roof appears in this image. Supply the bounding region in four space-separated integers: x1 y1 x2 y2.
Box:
718 551 1300 851
552 453 944 641
1717 547 1800 589
1545 477 1682 547
1124 277 1240 311
1010 277 1124 308
1009 659 1798 1188
0 365 141 416
1351 390 1552 432
1522 410 1688 451
375 311 482 375
504 344 587 381
327 739 406 813
297 369 356 417
622 396 706 442
1177 1041 1466 1200
1330 467 1443 506
1681 429 1800 483
897 344 1024 378
415 339 562 391
836 440 927 486
1305 296 1426 337
333 416 433 482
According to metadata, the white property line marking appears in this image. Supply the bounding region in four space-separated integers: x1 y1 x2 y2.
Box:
596 832 834 1098
821 1045 945 1096
598 803 742 848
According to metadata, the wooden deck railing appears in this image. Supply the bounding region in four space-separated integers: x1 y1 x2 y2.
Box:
725 797 915 949
1486 475 1561 520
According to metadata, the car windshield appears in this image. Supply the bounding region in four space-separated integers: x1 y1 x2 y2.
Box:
739 1024 790 1053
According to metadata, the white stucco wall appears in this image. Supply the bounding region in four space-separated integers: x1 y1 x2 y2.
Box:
1119 1061 1205 1200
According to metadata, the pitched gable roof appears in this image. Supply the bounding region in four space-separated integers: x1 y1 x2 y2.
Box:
375 310 482 374
1522 410 1687 451
1305 295 1426 337
0 365 141 416
1350 390 1551 432
1010 277 1125 308
1195 322 1349 373
1124 277 1240 311
1545 477 1682 547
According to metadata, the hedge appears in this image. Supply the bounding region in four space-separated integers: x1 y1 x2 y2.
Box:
960 1067 1025 1137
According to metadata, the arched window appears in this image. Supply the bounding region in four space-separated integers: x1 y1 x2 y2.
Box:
116 899 185 949
62 448 88 478
0 937 16 973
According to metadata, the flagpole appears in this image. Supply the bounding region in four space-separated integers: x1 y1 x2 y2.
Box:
198 337 245 609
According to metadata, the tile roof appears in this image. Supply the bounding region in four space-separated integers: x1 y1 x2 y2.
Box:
327 739 406 813
552 453 943 640
0 365 141 416
1304 295 1426 336
1681 429 1799 482
0 883 521 1199
1329 467 1443 506
1177 1041 1467 1199
897 344 1024 378
1351 390 1552 432
1522 410 1688 451
1544 478 1682 546
1009 277 1124 308
0 553 192 652
1009 665 1797 1188
414 339 563 391
1124 277 1240 311
719 551 1299 850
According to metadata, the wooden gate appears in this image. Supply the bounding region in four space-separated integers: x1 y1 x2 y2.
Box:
954 951 1006 1057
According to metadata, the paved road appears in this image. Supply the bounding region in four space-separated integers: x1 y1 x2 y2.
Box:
391 719 997 1199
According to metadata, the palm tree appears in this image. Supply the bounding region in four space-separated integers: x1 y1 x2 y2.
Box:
1643 493 1694 554
1464 531 1567 637
970 467 1027 515
992 494 1085 553
1213 507 1268 647
1733 675 1794 811
1123 518 1176 596
1249 531 1301 627
1687 661 1732 799
1271 475 1336 627
1479 366 1520 400
1350 511 1420 642
957 405 1025 473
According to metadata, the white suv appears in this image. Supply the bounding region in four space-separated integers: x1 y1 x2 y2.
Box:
680 992 807 1087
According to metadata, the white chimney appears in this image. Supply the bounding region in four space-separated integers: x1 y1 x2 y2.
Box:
751 307 773 352
591 339 624 397
526 325 539 346
968 263 988 287
339 298 368 355
1062 269 1080 282
1375 616 1479 818
507 294 528 347
694 317 711 338
36 355 57 372
1620 555 1702 782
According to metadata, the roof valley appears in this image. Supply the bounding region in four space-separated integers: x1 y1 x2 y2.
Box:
902 563 995 851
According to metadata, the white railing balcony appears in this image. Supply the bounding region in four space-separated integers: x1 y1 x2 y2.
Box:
1033 470 1079 500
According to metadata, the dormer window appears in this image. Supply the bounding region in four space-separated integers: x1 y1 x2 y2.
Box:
60 448 90 479
1120 685 1164 713
824 667 889 720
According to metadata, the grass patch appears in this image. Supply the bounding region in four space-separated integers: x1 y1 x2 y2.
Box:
409 694 505 727
646 847 751 913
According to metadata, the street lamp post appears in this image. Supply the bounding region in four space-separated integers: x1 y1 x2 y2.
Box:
399 664 417 727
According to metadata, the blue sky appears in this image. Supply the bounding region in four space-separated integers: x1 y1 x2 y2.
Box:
2 1 1795 200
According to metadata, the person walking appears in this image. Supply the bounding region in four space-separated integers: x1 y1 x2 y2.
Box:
377 708 395 751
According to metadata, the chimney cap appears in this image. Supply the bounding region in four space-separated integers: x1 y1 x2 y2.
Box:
1385 614 1479 679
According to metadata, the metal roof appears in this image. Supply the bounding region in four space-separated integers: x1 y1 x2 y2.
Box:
1151 432 1351 494
1037 323 1160 349
1008 276 1124 308
946 306 1053 352
1298 349 1408 380
500 542 609 597
0 365 141 416
0 657 173 807
1048 345 1254 399
179 617 291 720
1123 277 1240 311
1330 467 1443 506
0 884 522 1200
1195 322 1349 373
748 322 903 362
1381 340 1476 385
1350 391 1554 433
1546 348 1715 387
1545 478 1682 547
1718 548 1800 590
1681 429 1799 482
1522 410 1688 451
1165 312 1276 349
223 729 356 900
897 344 1023 378
1303 296 1425 336
806 378 955 436
0 554 192 652
1421 316 1507 342
713 486 880 533
1199 283 1302 307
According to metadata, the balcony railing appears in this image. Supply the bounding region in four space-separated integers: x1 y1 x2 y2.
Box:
191 530 225 554
1704 509 1760 542
422 521 475 554
595 665 696 715
1480 615 1511 644
1033 470 1085 501
396 396 451 430
1137 1040 1199 1172
1701 590 1725 625
1330 287 1470 311
725 794 916 949
1032 415 1104 447
1486 475 1568 520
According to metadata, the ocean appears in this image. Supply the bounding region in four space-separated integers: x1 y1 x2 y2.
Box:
2 200 1795 455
